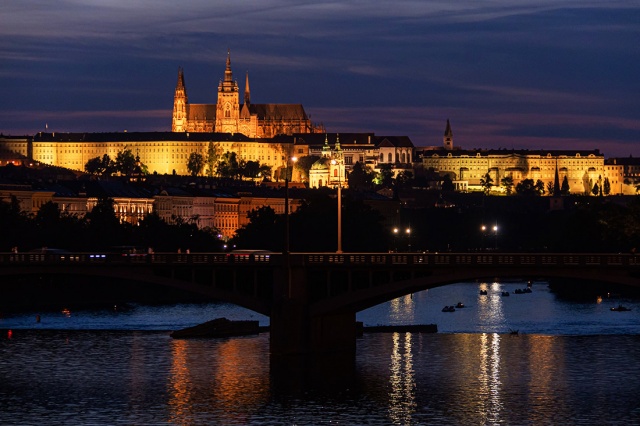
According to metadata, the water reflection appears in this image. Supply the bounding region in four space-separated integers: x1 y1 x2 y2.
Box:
476 282 506 332
388 332 416 424
389 294 416 323
167 337 271 424
168 339 189 424
478 332 503 424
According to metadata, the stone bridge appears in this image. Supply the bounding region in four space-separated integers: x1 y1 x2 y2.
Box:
1 251 638 354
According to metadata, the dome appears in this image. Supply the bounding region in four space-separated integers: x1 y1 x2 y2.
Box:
310 157 330 170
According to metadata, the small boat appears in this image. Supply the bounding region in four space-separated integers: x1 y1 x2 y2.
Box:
501 291 510 297
170 317 260 339
456 302 465 309
610 305 631 312
479 290 488 295
442 306 456 312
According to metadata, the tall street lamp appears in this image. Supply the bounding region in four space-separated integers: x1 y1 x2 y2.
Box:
283 156 297 255
493 223 498 250
406 227 411 252
331 158 343 253
393 227 399 252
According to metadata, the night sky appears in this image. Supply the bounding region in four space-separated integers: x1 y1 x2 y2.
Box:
1 1 639 157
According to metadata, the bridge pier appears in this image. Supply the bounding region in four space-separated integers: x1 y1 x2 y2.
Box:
270 261 357 356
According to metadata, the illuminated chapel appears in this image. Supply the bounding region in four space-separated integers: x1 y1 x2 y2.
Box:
172 51 324 138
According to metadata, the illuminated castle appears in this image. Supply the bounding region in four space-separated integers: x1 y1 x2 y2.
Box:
172 51 324 137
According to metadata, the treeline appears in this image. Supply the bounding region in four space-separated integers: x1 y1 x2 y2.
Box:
399 194 640 253
0 196 222 253
231 192 640 253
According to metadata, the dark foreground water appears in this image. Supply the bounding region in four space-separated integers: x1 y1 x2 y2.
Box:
2 281 640 425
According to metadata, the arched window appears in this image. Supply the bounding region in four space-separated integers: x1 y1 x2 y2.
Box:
334 169 338 177
380 153 384 162
401 153 406 163
318 179 323 187
388 153 392 162
407 153 411 163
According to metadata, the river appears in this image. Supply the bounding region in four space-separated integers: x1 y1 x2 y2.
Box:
2 280 640 425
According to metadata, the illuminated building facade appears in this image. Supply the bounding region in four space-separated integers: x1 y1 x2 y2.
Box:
295 133 415 188
172 51 324 137
21 132 293 177
418 121 626 194
0 184 301 240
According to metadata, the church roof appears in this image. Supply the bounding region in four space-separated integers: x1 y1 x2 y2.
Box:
292 133 414 148
250 104 309 120
187 104 216 121
310 157 330 170
418 148 603 158
377 136 414 148
32 132 252 143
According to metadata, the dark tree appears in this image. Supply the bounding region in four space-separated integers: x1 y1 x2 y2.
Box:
441 174 454 192
395 170 414 189
216 152 240 178
206 141 220 177
348 161 374 190
294 155 320 183
85 197 124 248
232 206 283 251
480 173 493 194
501 176 514 195
561 176 571 195
187 152 204 177
376 163 394 187
85 154 113 176
516 179 543 196
114 149 138 176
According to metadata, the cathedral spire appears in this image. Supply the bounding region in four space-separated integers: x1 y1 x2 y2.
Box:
224 49 233 83
244 71 250 104
176 67 187 98
443 119 453 150
172 67 188 132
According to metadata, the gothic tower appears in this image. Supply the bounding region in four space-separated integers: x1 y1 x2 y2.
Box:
443 119 453 150
244 71 250 105
215 50 240 133
172 67 188 132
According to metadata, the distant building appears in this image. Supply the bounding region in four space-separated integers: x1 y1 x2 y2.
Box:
293 132 415 187
418 120 625 195
172 51 324 138
10 132 292 177
606 157 640 194
0 180 302 240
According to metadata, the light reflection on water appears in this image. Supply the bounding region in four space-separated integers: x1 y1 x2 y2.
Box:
2 280 640 424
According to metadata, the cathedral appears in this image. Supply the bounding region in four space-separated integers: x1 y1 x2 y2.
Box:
172 51 324 138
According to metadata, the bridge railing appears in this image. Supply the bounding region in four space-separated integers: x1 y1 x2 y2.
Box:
299 252 640 267
1 252 638 267
0 251 275 266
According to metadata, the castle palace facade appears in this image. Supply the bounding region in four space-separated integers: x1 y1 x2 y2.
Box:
172 52 324 138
